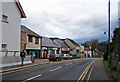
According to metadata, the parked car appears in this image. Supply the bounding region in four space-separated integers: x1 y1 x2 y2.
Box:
70 54 81 58
49 54 62 61
61 54 73 60
75 54 81 58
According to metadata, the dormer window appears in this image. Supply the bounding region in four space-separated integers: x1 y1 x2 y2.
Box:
2 15 8 23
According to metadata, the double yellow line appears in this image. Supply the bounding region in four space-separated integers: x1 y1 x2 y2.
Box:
0 64 46 75
77 61 94 82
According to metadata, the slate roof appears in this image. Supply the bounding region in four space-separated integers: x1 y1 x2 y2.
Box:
21 25 42 37
67 38 80 47
42 37 61 48
50 38 69 48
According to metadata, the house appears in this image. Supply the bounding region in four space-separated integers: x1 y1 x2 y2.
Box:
50 38 70 54
21 25 42 58
64 38 80 54
84 47 92 58
0 0 33 67
1 0 26 53
42 37 61 58
79 44 85 58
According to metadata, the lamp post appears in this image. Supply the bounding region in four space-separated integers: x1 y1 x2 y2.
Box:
108 0 111 67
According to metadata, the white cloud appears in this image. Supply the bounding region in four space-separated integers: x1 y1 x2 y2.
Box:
20 0 119 42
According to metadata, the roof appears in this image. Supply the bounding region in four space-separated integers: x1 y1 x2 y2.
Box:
50 38 69 48
42 37 61 48
21 25 42 38
15 0 26 18
66 38 80 47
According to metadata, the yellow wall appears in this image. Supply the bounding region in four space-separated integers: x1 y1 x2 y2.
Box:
26 36 41 49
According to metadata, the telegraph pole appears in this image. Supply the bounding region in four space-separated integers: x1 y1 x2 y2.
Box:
108 0 111 67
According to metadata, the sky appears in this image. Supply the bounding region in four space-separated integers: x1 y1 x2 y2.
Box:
19 0 120 43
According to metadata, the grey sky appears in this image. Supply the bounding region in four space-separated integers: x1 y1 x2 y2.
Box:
20 0 119 43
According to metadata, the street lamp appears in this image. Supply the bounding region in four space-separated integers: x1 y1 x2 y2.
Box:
108 0 111 67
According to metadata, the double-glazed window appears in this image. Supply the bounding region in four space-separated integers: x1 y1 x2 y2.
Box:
28 36 33 42
35 37 39 44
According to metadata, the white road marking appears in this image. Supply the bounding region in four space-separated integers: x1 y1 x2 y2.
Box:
50 67 62 72
22 74 42 82
65 63 72 66
87 65 94 81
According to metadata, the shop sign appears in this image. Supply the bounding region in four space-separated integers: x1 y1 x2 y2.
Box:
42 47 47 50
47 48 53 50
26 47 40 50
62 48 70 51
53 48 57 50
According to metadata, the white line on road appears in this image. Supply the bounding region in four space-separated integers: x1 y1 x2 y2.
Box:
50 67 62 72
65 63 72 66
22 74 42 82
87 65 94 81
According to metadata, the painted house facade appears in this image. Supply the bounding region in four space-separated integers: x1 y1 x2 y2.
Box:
84 47 92 58
42 37 61 58
1 0 26 55
21 25 42 58
65 38 80 54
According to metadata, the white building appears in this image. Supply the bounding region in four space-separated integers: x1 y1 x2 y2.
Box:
0 0 32 67
1 0 26 53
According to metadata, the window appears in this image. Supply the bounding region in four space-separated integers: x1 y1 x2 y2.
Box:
28 36 33 42
35 37 39 44
2 44 7 49
2 15 8 23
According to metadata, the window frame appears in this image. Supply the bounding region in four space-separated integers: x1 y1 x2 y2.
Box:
35 37 39 44
2 44 7 49
2 15 9 23
28 35 33 42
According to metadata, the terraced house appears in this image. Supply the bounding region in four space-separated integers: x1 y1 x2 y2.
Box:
65 38 80 55
50 38 70 54
21 25 42 58
42 37 61 58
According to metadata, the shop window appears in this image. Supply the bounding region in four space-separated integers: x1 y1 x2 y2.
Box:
28 35 33 42
35 37 39 44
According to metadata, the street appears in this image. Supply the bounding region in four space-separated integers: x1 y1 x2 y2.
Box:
0 58 102 81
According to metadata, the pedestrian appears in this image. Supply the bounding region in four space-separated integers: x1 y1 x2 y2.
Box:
20 50 25 66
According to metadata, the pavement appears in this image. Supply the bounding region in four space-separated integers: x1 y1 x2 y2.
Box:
1 59 49 73
0 58 114 81
89 59 113 81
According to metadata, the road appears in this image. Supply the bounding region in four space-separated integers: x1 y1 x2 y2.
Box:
1 58 97 81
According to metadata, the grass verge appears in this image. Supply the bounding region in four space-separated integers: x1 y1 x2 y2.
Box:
102 60 118 80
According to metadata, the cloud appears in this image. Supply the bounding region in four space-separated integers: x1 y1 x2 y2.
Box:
20 0 119 42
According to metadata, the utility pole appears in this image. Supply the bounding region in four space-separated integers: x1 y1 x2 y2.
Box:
108 0 111 67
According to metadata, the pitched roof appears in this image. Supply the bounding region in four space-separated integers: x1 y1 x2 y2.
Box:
50 38 69 48
15 0 26 18
21 25 42 37
42 37 61 48
66 38 80 47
